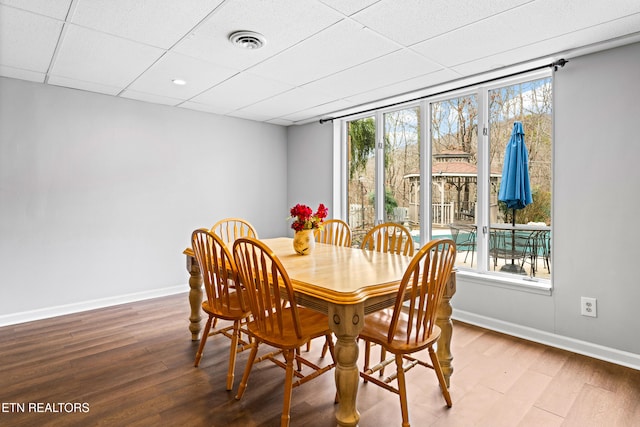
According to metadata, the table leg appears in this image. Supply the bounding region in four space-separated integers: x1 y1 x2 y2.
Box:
186 255 203 341
436 272 456 387
329 302 364 427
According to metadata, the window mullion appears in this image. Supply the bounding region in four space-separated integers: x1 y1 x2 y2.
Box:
476 87 490 272
420 100 431 244
374 110 385 224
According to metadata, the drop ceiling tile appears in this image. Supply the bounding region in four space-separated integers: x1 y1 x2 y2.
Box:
238 86 338 119
47 75 123 95
452 13 640 77
191 72 294 111
70 0 224 49
318 0 380 16
126 52 238 100
412 0 640 68
303 49 442 100
0 6 63 72
179 101 231 115
226 109 279 123
120 89 184 106
281 99 354 122
0 0 71 20
351 0 532 46
265 118 295 126
0 65 45 82
248 19 401 86
50 24 164 88
344 68 462 106
173 0 343 70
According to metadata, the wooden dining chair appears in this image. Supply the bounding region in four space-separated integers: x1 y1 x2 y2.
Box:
232 237 336 427
359 238 457 427
314 218 352 247
191 229 251 391
210 217 258 246
361 222 415 256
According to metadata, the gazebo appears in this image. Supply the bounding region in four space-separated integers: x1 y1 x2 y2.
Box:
404 150 501 226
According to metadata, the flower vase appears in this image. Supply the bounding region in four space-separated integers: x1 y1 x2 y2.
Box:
293 229 315 255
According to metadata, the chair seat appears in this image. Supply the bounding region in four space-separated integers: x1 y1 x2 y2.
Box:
246 307 330 350
201 290 250 321
360 310 441 354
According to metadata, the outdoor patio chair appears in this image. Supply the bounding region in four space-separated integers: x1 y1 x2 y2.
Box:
448 223 476 267
490 229 529 274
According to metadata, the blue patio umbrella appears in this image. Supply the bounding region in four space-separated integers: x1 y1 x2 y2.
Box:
498 121 533 271
498 121 532 211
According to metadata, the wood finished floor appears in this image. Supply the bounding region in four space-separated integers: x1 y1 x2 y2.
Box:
1 293 639 427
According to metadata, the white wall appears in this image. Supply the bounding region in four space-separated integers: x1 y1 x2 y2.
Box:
0 78 288 322
286 122 334 236
286 42 640 368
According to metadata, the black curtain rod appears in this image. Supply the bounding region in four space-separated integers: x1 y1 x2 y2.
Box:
318 58 568 124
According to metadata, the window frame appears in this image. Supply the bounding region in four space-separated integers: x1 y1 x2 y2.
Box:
334 69 553 294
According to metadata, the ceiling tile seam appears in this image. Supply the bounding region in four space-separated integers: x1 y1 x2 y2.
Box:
179 19 404 110
330 67 462 105
177 88 294 115
114 51 168 97
227 45 436 122
162 0 230 51
172 71 245 108
44 0 81 84
236 17 353 80
365 0 540 48
405 45 458 74
338 15 456 73
297 48 405 87
316 0 382 17
307 60 559 124
0 3 65 21
55 0 226 97
292 46 405 88
168 16 349 82
177 13 403 91
448 15 640 71
113 3 232 98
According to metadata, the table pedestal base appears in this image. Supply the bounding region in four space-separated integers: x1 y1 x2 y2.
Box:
186 255 203 341
329 302 365 427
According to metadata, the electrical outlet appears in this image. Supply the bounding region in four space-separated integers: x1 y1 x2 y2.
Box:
581 297 597 317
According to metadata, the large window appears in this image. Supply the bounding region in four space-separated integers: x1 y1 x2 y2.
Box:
346 108 420 247
341 71 552 284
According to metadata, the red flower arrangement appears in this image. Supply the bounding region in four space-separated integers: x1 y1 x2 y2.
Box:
289 203 328 232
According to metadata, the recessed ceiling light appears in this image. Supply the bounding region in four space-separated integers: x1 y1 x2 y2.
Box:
228 31 266 50
172 79 186 85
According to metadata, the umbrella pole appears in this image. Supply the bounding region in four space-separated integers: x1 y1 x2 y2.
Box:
511 208 516 265
500 208 524 274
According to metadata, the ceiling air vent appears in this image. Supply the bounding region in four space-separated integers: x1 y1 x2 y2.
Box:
228 31 266 50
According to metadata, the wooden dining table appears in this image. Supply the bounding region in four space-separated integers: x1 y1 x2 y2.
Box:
183 237 456 427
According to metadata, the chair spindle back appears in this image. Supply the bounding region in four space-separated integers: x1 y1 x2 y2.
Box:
233 237 303 341
388 238 456 345
361 222 415 256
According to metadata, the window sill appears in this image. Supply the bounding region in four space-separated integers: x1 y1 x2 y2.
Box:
454 268 552 296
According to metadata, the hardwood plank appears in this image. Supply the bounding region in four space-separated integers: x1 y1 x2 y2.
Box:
1 294 639 427
518 406 564 427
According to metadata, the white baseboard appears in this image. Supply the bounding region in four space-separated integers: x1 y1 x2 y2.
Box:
0 285 187 327
453 309 640 371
